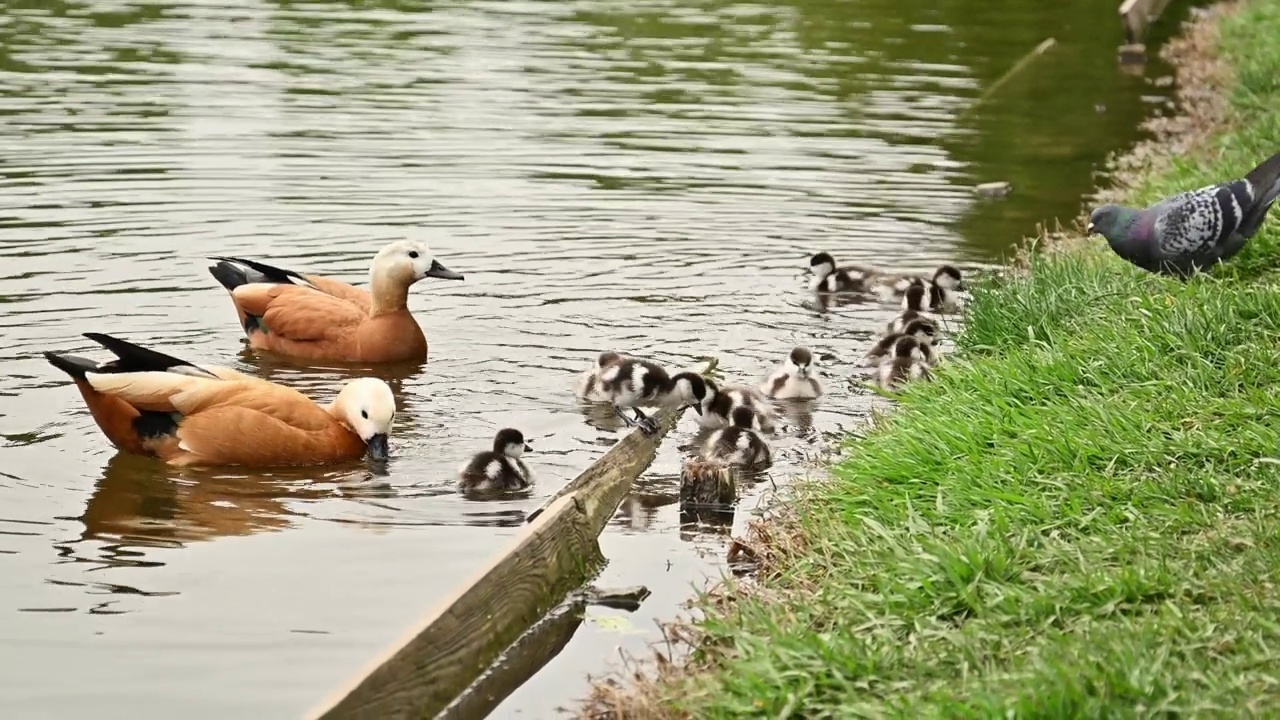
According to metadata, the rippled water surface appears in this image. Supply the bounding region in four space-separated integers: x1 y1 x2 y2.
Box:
0 0 1182 716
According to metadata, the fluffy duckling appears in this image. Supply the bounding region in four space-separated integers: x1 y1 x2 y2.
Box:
587 355 708 434
877 267 963 312
885 284 933 333
45 333 396 467
807 252 875 293
703 406 772 469
862 319 937 366
207 239 464 364
758 346 824 400
871 265 963 299
701 379 778 433
575 350 628 400
876 336 933 390
458 428 533 492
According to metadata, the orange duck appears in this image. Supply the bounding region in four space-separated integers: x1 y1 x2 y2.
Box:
45 333 397 467
207 240 464 364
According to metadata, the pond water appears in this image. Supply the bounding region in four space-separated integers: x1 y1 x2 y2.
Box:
0 0 1185 717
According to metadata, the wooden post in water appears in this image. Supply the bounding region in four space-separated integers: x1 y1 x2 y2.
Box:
1118 0 1174 64
308 360 716 720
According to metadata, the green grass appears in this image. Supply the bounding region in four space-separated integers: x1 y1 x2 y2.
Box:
636 2 1280 716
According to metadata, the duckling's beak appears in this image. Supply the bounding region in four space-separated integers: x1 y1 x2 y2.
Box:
1086 222 1096 234
523 442 533 452
365 433 390 461
690 403 703 416
425 259 465 281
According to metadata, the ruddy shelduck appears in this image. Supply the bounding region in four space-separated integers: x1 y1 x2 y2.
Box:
207 240 464 364
45 333 397 468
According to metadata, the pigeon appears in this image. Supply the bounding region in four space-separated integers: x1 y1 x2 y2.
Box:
1087 152 1280 278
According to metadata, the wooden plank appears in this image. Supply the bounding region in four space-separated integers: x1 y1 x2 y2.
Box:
308 376 700 720
308 493 600 720
526 406 682 535
435 600 586 720
1120 0 1174 44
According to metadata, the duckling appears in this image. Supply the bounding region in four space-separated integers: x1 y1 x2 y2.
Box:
870 266 965 310
759 346 824 400
592 356 707 434
885 284 932 334
876 336 933 390
458 428 533 492
702 406 772 469
862 319 937 366
701 379 778 433
807 252 874 293
575 350 628 401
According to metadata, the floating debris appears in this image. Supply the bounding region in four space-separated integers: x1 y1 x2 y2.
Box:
974 181 1012 199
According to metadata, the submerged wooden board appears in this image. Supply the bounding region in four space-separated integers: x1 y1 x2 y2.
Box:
308 493 600 720
435 601 586 720
527 406 682 536
1120 0 1173 44
310 398 690 720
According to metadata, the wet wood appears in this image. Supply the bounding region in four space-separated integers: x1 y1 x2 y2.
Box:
527 357 718 532
1118 42 1149 66
1120 0 1173 44
308 493 601 720
310 362 713 720
435 601 586 720
974 181 1013 199
680 458 737 508
526 405 683 535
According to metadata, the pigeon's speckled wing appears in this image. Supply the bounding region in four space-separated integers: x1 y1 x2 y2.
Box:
1152 181 1252 257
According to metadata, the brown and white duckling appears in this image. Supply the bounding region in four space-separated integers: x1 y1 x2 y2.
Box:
886 284 929 334
575 350 628 400
586 354 707 434
876 336 933 390
885 283 939 332
876 266 964 312
702 406 772 469
807 252 875 293
701 379 778 433
862 319 937 366
759 346 824 400
862 264 963 303
458 428 533 492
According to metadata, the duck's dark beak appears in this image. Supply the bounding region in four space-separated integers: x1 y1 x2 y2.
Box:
365 433 390 461
425 259 464 281
524 443 533 452
690 403 703 416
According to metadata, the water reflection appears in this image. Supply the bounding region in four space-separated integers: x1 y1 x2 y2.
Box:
79 454 345 546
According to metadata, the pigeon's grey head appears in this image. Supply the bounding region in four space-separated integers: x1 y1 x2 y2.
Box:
1087 205 1141 242
808 252 836 278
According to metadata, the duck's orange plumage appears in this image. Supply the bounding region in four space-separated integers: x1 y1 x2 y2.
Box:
46 333 396 468
207 240 464 364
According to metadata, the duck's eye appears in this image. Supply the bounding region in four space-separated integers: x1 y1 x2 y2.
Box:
361 410 369 419
408 251 419 259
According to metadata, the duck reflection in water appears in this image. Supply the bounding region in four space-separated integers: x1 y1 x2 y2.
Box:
77 453 359 548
